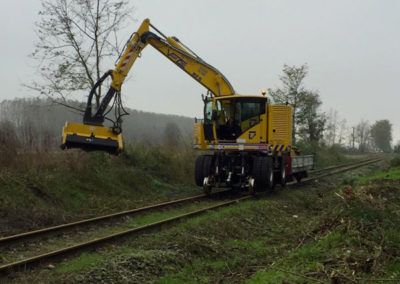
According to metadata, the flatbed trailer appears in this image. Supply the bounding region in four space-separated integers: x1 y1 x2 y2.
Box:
289 154 314 182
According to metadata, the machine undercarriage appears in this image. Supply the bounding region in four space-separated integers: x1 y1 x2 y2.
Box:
195 151 288 195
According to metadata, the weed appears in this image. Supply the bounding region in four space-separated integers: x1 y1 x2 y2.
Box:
390 156 400 168
55 253 105 274
0 143 199 234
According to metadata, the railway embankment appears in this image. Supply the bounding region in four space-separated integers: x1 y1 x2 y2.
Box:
0 144 199 236
0 144 350 237
3 156 397 283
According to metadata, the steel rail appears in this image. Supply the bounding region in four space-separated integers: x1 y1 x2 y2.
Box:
0 194 207 244
308 157 378 175
0 195 252 273
302 158 382 183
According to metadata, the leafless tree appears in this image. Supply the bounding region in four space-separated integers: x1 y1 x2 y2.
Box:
324 109 348 147
0 98 194 149
324 109 338 146
355 120 371 152
337 118 347 146
164 122 182 149
27 0 133 109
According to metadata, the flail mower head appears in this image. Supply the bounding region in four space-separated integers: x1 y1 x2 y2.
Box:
61 122 123 154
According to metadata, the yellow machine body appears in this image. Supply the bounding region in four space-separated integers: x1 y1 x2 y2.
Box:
192 95 292 153
61 122 123 153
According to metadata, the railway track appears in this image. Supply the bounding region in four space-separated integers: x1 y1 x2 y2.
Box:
0 195 251 274
308 156 380 176
0 194 208 244
302 157 382 183
0 157 383 274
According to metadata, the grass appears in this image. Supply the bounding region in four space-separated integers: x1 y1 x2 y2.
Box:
356 167 400 184
245 161 400 283
295 141 349 169
0 199 224 266
5 159 395 283
0 140 358 236
0 144 200 235
1 137 393 283
55 253 107 274
45 160 397 283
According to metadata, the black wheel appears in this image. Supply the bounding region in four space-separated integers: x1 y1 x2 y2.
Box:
252 156 274 190
294 171 307 183
294 173 302 183
265 157 275 190
277 155 286 187
195 155 206 186
248 178 256 195
252 156 265 190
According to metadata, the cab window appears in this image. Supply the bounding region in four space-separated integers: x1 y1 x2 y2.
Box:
204 101 213 122
235 100 266 133
242 102 264 121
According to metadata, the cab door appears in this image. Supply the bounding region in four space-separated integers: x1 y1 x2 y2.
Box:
203 101 214 141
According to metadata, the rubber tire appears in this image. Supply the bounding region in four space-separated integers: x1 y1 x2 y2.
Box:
195 155 206 186
278 155 286 187
253 156 274 190
252 156 266 190
265 157 275 190
202 155 214 178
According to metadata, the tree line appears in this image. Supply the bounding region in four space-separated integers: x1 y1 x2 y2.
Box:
9 0 394 153
269 64 393 153
0 98 193 150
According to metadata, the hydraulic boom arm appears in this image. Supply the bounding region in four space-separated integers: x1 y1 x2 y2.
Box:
84 18 235 126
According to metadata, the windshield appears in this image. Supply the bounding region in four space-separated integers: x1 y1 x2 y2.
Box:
215 97 266 140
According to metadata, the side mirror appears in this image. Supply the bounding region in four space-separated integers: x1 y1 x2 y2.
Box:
212 110 218 120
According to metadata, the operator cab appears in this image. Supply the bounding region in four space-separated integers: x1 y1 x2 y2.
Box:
203 96 267 142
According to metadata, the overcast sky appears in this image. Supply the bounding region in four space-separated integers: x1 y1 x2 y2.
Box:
1 0 399 143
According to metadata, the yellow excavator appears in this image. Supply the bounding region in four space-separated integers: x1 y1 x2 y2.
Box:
61 18 313 193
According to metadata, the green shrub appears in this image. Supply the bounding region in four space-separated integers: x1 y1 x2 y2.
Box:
390 156 400 168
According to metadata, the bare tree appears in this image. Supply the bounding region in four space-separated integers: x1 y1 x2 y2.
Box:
324 108 338 146
28 0 133 108
355 120 371 152
324 110 348 147
337 118 347 146
0 120 19 167
164 122 182 149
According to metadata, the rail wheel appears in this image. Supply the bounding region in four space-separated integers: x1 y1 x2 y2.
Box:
202 155 214 195
203 179 212 195
248 177 256 195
